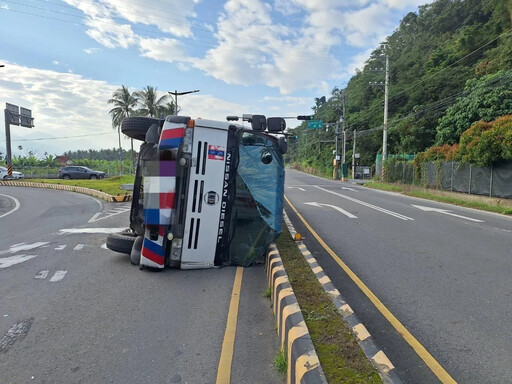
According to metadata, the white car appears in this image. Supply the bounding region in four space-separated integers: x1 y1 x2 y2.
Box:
0 166 24 179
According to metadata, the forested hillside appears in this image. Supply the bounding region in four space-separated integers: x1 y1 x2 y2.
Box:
288 0 512 173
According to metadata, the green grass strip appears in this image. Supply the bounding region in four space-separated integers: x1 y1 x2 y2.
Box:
24 176 135 196
276 226 382 383
364 182 512 215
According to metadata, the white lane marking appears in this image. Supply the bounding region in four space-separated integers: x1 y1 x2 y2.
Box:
55 245 67 251
0 242 49 255
60 227 128 234
34 270 49 279
0 193 21 219
88 207 131 223
341 186 357 192
0 254 37 269
304 202 357 219
73 244 84 251
315 186 414 221
100 243 108 250
49 270 67 282
412 205 485 223
286 186 306 192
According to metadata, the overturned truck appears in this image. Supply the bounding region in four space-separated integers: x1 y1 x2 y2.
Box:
107 114 287 270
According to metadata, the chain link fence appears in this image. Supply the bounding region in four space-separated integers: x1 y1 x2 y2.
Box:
383 159 512 199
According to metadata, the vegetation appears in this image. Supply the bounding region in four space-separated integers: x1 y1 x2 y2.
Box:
364 181 512 215
273 349 287 374
276 225 381 383
286 0 512 173
25 175 135 196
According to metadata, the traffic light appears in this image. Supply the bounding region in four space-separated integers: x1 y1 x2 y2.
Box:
297 115 315 120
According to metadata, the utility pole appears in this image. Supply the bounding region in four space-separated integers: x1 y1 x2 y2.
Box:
352 130 357 179
382 53 390 166
369 45 390 179
168 89 200 115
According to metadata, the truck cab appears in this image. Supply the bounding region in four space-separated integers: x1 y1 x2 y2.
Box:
107 114 287 270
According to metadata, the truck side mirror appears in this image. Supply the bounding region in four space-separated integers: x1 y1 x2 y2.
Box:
267 117 286 132
251 115 266 131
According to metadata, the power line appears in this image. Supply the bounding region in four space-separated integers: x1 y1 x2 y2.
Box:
0 132 113 142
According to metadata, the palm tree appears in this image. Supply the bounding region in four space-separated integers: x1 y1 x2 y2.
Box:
134 86 169 118
157 101 179 118
108 85 138 174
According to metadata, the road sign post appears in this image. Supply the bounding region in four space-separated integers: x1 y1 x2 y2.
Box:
4 103 34 176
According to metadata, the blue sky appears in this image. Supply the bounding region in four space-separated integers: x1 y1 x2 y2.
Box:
0 0 429 157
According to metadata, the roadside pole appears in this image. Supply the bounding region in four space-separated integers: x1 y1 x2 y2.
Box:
4 109 12 176
352 130 357 179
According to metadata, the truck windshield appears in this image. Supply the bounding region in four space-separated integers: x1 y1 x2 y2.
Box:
229 131 285 266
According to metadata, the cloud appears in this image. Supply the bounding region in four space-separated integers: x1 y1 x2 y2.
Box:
0 61 249 154
84 47 100 54
63 0 197 38
1 4 9 10
193 0 341 94
138 37 188 62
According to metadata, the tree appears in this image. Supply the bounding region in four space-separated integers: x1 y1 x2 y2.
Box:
436 71 512 144
134 86 169 118
157 101 179 118
108 85 139 174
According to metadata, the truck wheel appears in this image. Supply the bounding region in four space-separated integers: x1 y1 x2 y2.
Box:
121 117 160 141
106 231 136 254
130 236 143 265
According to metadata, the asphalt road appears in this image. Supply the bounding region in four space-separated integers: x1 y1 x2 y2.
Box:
0 187 282 384
284 169 512 384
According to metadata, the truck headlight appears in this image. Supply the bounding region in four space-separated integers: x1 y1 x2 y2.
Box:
170 238 183 261
182 128 193 153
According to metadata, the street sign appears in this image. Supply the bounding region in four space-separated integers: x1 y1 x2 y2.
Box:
307 120 323 129
6 103 19 114
20 107 34 128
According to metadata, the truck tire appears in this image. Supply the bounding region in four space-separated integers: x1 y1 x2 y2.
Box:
106 231 136 254
121 117 160 141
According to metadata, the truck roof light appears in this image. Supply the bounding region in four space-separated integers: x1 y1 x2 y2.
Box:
187 119 195 128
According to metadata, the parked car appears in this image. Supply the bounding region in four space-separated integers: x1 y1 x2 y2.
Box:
58 166 105 179
0 166 24 179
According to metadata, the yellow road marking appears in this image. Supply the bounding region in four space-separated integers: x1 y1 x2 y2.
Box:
285 196 457 384
216 267 244 384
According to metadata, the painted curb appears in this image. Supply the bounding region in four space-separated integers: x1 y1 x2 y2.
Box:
0 181 132 203
283 210 403 384
266 244 328 384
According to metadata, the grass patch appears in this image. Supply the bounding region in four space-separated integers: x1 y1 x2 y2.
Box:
276 226 382 383
23 175 135 196
364 181 403 192
262 287 272 298
273 349 287 374
363 181 512 216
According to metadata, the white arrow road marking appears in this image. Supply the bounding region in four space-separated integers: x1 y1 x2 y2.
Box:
286 187 306 191
55 245 66 251
0 255 37 269
60 228 128 234
315 186 414 221
305 202 357 219
73 244 84 251
0 242 49 255
341 187 357 192
34 270 49 279
412 205 484 223
49 270 67 282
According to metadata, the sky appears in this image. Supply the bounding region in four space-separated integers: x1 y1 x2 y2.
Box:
0 0 430 158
